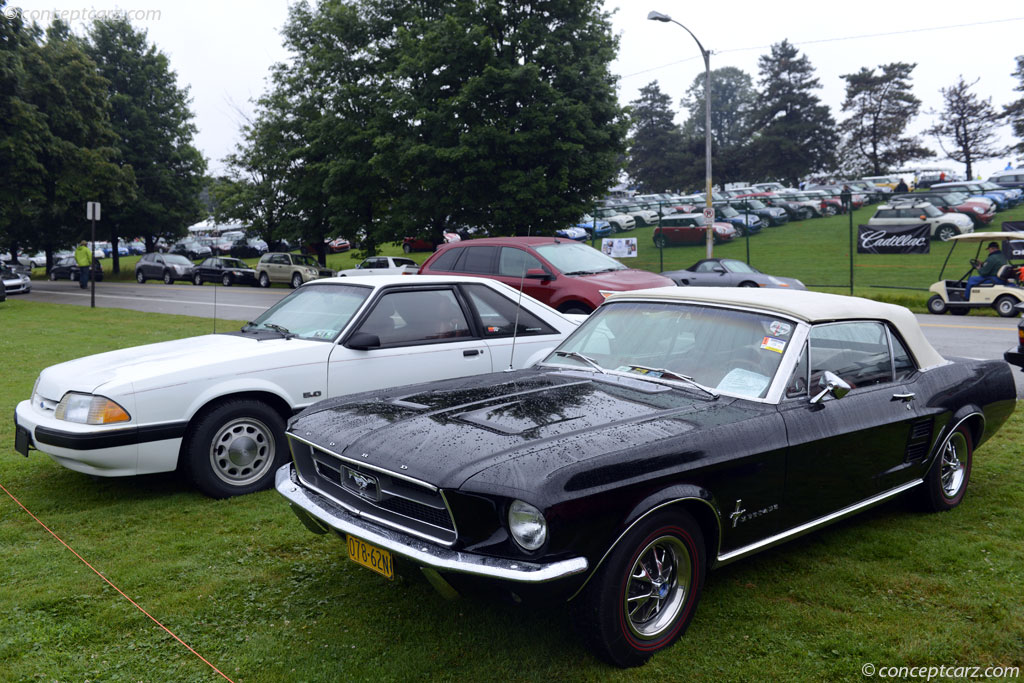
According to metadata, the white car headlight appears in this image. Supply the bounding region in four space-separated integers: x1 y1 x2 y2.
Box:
508 500 547 551
54 392 130 425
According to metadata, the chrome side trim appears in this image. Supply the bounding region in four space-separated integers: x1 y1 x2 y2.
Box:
276 465 588 584
566 496 721 601
715 479 923 566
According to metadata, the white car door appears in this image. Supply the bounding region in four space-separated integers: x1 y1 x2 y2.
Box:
326 286 491 396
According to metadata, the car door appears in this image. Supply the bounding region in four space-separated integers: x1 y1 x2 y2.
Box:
326 286 490 397
778 321 926 528
458 282 566 370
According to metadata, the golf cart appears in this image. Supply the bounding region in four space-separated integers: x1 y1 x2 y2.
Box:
926 232 1024 317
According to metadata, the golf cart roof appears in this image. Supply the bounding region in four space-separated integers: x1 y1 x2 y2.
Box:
946 231 1024 243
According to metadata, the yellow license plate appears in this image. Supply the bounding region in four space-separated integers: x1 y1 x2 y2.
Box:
347 535 394 580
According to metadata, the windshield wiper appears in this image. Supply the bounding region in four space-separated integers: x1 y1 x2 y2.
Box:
562 270 599 276
620 365 719 399
554 351 606 373
263 323 295 339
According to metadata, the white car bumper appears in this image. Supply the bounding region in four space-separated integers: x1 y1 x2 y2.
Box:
14 399 184 477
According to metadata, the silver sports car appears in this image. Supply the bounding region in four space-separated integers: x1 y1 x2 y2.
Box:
661 258 805 289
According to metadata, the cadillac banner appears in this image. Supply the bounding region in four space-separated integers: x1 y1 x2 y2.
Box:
857 224 931 254
1002 221 1024 260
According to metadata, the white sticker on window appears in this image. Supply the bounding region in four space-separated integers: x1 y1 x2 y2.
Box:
760 336 786 353
768 321 792 337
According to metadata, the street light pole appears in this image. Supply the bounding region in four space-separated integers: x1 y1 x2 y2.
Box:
648 11 714 259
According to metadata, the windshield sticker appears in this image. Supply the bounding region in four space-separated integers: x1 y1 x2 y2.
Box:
760 336 786 353
311 329 336 339
768 321 792 337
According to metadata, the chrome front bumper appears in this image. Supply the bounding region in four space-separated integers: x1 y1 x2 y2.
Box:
275 464 588 584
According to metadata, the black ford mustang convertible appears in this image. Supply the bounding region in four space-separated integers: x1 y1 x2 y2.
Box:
276 287 1015 667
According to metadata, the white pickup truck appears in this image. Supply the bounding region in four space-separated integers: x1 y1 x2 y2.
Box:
336 256 420 276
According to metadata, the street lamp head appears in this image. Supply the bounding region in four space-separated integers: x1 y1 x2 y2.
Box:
647 11 671 22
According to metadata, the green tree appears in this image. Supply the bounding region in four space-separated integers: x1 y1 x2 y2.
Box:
86 18 206 269
682 66 755 150
746 40 837 186
1004 56 1024 161
626 82 687 193
839 62 933 175
5 18 134 267
927 76 1001 181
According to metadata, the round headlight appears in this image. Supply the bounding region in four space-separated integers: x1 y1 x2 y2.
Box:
508 500 547 551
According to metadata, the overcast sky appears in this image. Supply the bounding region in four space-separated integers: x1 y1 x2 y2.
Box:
11 0 1024 180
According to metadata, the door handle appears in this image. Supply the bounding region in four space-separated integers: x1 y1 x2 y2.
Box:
892 393 915 410
463 349 482 357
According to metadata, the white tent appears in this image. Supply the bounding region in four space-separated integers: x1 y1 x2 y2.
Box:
187 219 248 236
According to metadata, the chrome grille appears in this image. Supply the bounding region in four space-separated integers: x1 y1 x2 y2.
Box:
289 435 457 546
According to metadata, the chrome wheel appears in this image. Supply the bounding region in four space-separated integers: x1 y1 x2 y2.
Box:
940 431 968 499
624 535 691 640
208 417 276 487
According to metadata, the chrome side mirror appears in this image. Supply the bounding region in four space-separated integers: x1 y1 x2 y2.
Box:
809 371 851 404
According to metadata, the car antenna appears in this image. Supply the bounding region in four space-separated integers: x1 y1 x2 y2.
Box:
506 228 531 371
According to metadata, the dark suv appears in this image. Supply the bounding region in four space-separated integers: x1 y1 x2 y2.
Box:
418 236 675 314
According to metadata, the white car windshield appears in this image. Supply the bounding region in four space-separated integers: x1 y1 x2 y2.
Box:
542 301 794 399
533 242 626 275
244 283 372 341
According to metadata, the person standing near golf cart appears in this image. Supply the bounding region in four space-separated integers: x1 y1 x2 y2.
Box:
965 242 1009 299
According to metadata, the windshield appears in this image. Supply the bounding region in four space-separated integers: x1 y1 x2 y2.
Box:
293 254 320 267
164 254 193 266
533 241 626 275
221 258 248 269
245 283 371 341
719 205 739 217
923 204 943 217
744 199 766 209
542 301 794 399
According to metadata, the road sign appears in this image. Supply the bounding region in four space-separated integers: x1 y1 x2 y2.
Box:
702 207 715 221
86 202 101 221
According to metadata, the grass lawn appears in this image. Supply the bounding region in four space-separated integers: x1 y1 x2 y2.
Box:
1 300 1022 681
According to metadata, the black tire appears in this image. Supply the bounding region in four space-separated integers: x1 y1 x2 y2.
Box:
290 272 303 289
193 273 203 286
48 271 57 281
258 272 270 288
222 273 233 287
653 234 667 248
920 424 973 512
559 303 593 315
163 270 173 285
739 281 759 288
402 243 412 254
183 399 288 498
926 295 947 315
573 509 705 668
936 225 958 242
136 270 145 284
994 295 1018 318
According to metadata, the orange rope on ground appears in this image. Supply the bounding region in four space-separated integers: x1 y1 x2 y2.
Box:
0 481 236 683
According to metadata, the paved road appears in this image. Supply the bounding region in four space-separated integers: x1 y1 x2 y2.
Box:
18 280 1024 396
23 279 289 323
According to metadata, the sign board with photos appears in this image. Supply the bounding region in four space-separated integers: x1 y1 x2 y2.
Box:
856 224 930 254
601 237 638 258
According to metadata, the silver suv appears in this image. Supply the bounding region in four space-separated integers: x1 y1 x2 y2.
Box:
867 201 974 241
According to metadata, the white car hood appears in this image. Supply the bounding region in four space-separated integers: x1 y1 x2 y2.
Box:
35 333 328 399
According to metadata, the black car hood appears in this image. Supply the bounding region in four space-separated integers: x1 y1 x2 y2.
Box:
289 368 748 494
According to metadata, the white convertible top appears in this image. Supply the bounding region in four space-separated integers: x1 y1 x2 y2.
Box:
605 286 948 369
